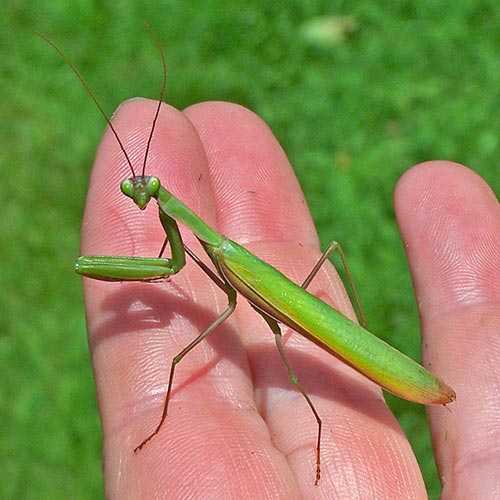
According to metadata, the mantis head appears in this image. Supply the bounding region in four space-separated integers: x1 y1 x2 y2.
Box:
120 176 161 210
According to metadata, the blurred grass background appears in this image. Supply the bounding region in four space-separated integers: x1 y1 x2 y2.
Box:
1 1 498 498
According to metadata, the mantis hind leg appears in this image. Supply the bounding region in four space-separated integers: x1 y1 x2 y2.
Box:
302 241 366 328
134 285 237 453
259 311 322 485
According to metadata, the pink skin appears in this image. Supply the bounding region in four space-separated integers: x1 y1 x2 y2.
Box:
81 99 500 499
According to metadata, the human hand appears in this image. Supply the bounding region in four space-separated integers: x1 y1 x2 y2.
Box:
80 99 499 499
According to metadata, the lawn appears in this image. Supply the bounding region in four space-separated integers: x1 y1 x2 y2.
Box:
2 1 498 498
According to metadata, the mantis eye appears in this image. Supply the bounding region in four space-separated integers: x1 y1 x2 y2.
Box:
120 178 135 198
146 176 160 195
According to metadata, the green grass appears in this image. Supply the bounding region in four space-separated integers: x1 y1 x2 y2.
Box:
2 1 498 498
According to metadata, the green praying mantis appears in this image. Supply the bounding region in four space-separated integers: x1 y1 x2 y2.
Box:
40 28 455 485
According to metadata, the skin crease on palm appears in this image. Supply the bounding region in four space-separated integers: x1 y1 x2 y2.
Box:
79 99 500 499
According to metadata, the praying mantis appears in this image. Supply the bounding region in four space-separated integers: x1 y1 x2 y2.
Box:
40 27 455 485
